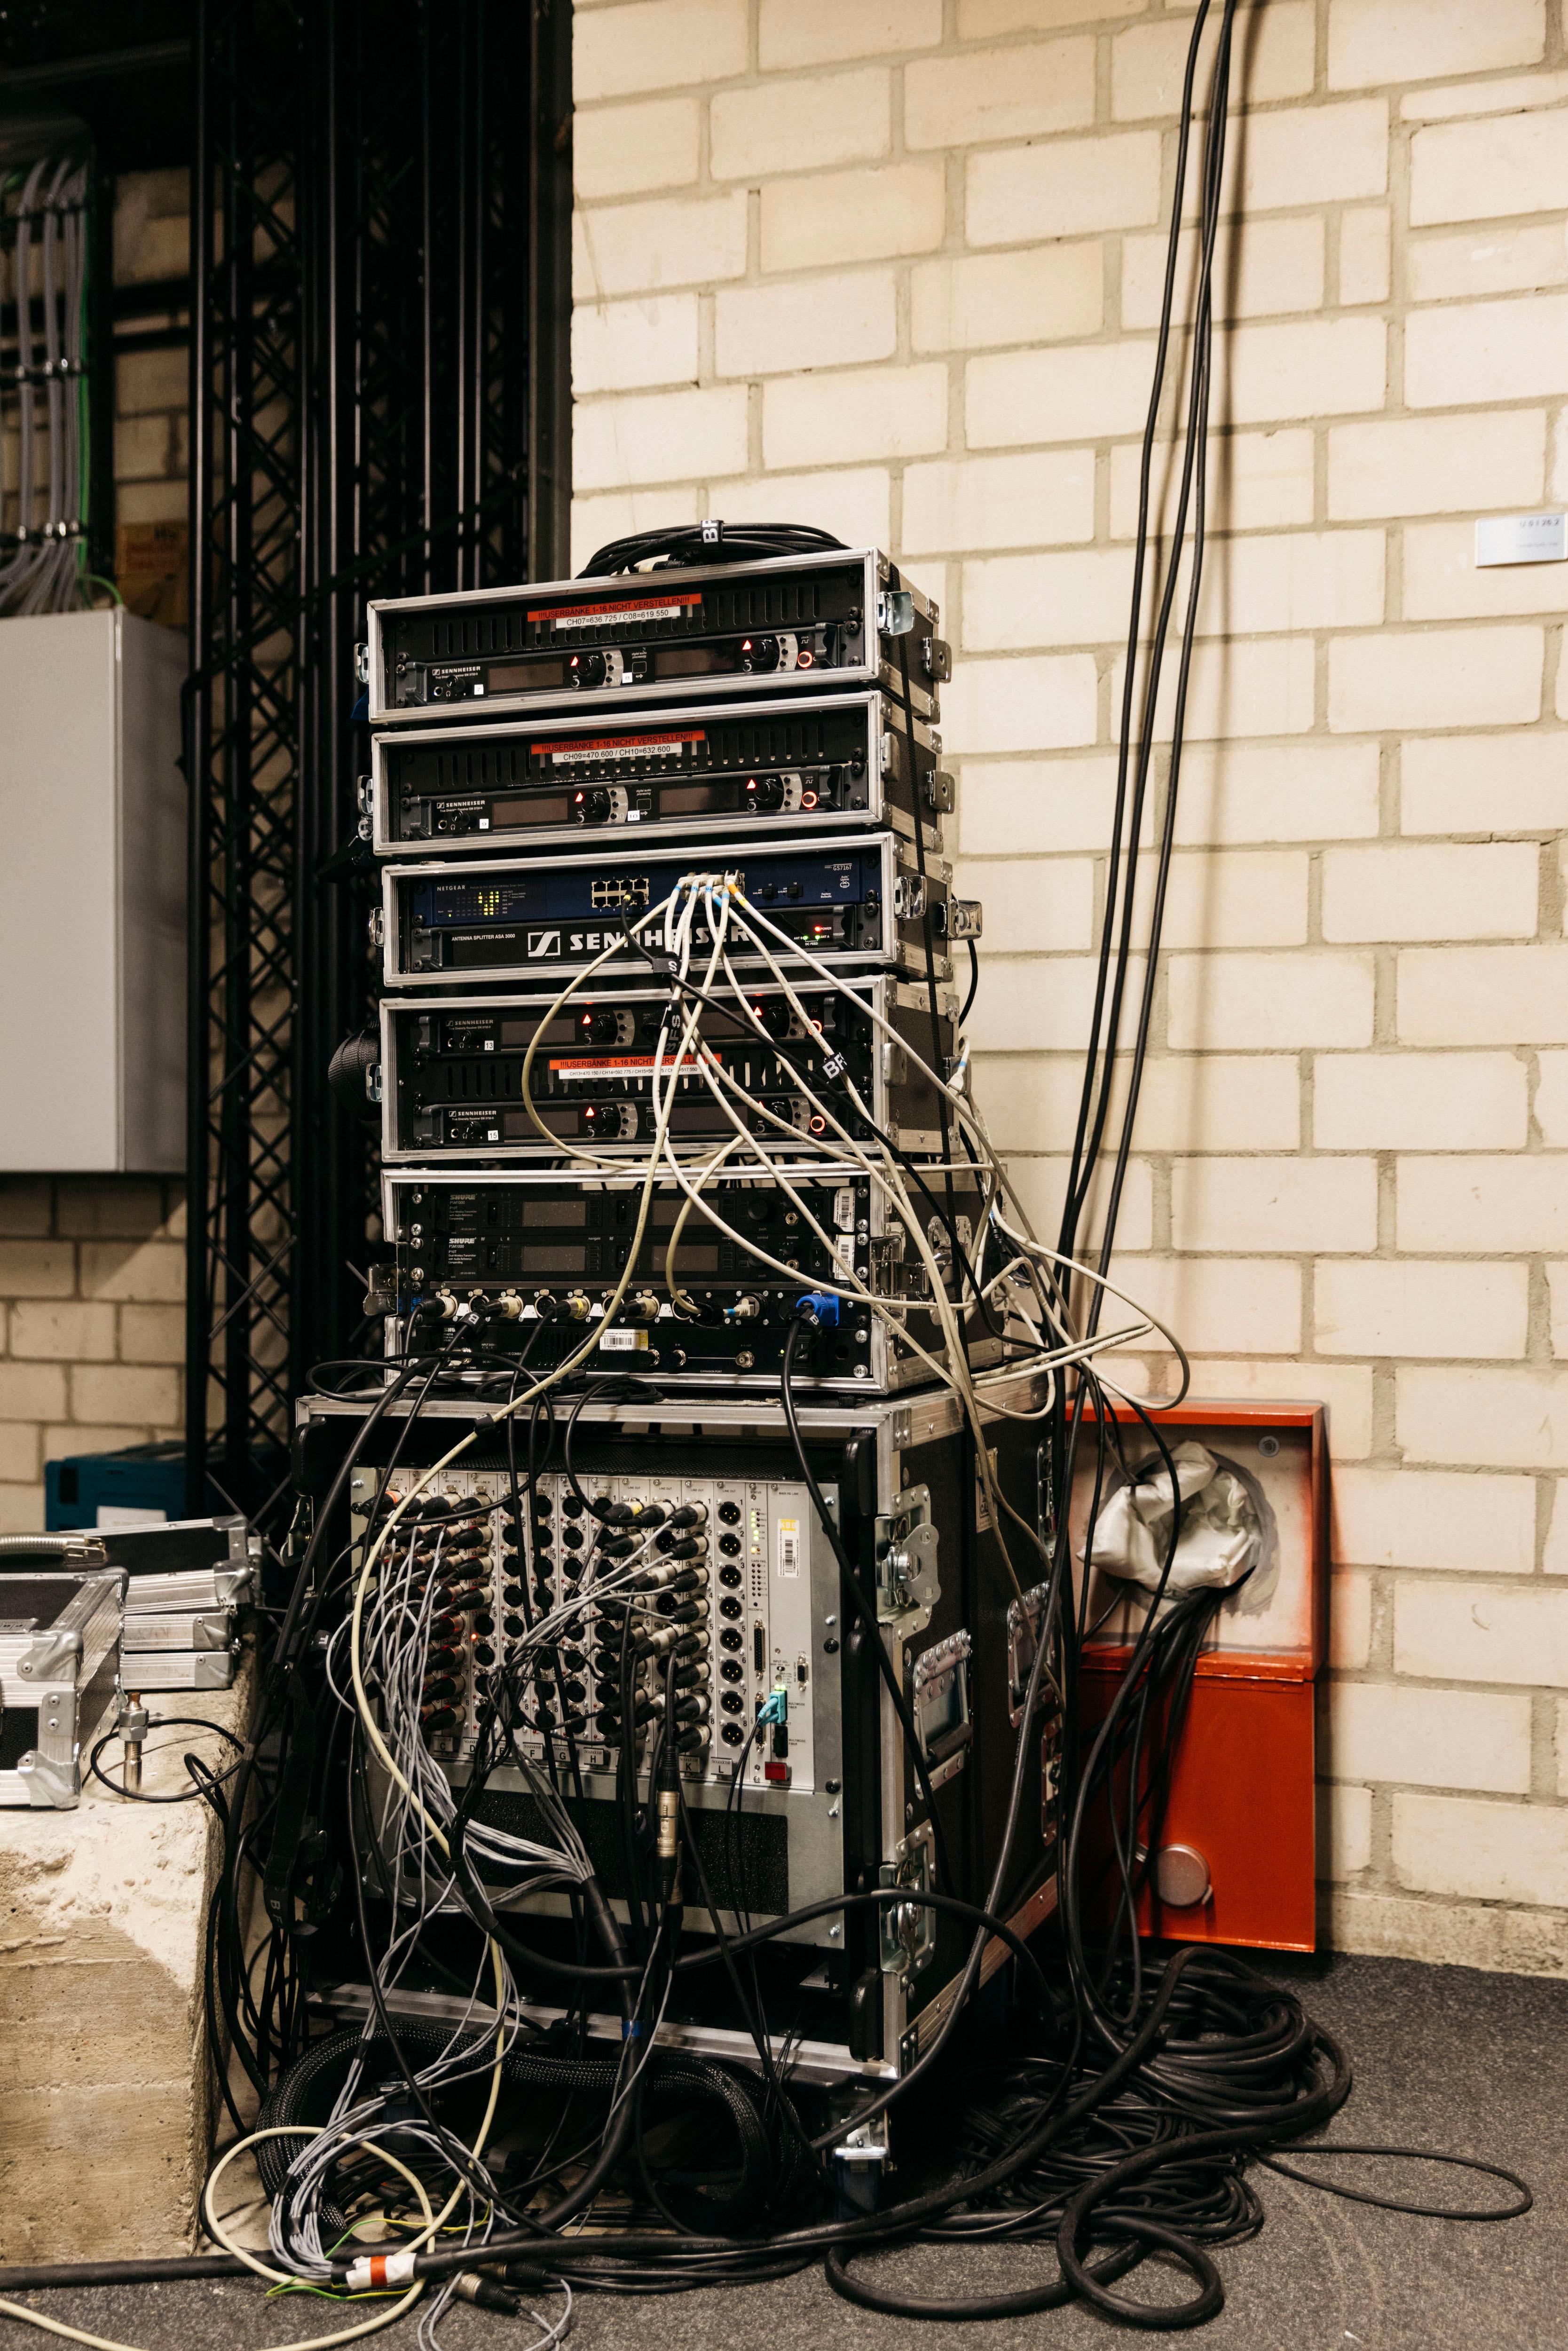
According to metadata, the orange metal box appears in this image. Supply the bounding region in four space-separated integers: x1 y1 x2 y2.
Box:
1071 1400 1328 1955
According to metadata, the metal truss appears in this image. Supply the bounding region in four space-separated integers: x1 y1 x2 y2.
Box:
186 0 571 1521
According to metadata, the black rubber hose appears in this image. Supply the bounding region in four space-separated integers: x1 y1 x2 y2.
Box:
825 2232 1146 2322
0 2258 250 2290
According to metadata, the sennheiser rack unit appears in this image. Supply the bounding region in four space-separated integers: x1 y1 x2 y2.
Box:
378 974 960 1163
365 549 948 726
378 833 970 988
293 1373 1058 2082
369 691 950 856
382 1164 1003 1394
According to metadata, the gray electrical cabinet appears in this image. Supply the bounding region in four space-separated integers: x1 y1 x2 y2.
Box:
0 609 186 1172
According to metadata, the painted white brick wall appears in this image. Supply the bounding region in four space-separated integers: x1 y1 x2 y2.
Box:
572 0 1568 1976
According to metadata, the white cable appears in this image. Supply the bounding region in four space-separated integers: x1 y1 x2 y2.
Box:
0 2127 437 2351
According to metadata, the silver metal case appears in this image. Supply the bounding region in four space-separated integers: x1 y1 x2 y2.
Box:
367 549 945 726
368 690 944 858
377 972 959 1165
378 831 953 989
0 1568 125 1808
120 1649 238 1692
121 1563 254 1613
121 1607 235 1653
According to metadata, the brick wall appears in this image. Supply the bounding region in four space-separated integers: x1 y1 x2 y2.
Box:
114 168 192 535
0 169 190 1531
0 1183 185 1529
570 0 1568 1972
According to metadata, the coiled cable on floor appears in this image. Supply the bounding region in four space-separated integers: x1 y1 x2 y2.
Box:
254 2021 791 2239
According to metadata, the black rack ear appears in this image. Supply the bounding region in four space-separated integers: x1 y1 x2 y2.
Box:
292 1418 359 1499
835 1428 884 2034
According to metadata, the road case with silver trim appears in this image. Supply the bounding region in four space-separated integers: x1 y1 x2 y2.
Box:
293 1371 1057 2081
0 1569 125 1807
366 549 947 727
369 689 949 858
121 1607 235 1653
119 1648 239 1693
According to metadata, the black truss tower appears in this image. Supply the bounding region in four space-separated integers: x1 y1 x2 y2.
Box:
186 0 572 1520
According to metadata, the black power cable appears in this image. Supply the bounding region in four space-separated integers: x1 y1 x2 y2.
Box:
87 1716 245 1804
579 522 846 577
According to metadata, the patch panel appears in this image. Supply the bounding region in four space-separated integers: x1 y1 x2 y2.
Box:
347 1463 826 1810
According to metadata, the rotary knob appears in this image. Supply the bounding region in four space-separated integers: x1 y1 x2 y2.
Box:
1153 1843 1212 1909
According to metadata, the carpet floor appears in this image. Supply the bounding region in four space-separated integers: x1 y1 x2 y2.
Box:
1 1949 1562 2351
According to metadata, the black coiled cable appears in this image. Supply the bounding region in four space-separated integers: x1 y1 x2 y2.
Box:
578 521 846 576
253 2020 796 2240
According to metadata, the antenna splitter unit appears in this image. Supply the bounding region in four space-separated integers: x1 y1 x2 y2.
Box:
366 548 949 726
369 689 951 857
378 832 967 988
378 974 959 1163
383 1164 1002 1394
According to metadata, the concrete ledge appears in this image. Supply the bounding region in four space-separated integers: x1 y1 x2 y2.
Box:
1321 1882 1568 1981
0 1661 253 2262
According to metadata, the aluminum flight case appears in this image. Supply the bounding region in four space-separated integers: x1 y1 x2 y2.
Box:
368 689 950 858
94 1513 260 1595
120 1563 254 1613
377 971 961 1165
0 1568 125 1807
121 1649 239 1692
366 548 948 727
292 1368 1058 2084
121 1607 236 1653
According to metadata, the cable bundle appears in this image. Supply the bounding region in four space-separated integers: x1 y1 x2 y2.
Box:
0 152 105 615
396 867 1187 1441
578 521 847 577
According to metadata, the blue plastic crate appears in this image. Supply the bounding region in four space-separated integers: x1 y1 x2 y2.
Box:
45 1442 190 1531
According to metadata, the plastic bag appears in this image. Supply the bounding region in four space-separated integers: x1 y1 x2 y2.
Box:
1085 1440 1259 1595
